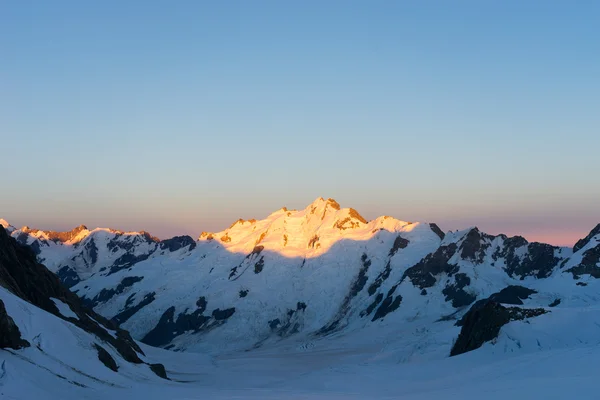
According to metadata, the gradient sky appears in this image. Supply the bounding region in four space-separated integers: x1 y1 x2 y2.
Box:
1 1 599 245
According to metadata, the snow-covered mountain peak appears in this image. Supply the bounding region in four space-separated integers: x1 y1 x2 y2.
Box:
0 218 15 233
306 196 339 209
301 197 356 225
197 198 421 259
4 224 173 289
18 224 91 245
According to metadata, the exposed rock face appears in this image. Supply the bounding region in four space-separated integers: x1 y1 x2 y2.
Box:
56 265 80 288
367 262 391 296
160 236 196 252
456 286 538 326
442 273 476 308
488 285 537 305
401 243 459 289
22 224 89 244
459 228 494 263
451 301 511 356
573 224 600 252
372 285 402 321
429 223 445 240
269 302 308 338
566 246 600 278
0 299 30 349
318 254 372 334
82 276 144 308
389 236 409 257
149 363 169 380
112 292 156 325
141 297 236 348
494 237 561 279
107 253 152 276
450 300 547 356
94 343 118 372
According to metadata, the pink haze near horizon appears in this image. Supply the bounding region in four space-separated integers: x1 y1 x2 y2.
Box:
2 196 596 247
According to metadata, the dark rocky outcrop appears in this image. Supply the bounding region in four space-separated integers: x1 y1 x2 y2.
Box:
456 286 537 326
22 225 88 244
142 298 235 347
349 254 370 297
361 292 383 317
254 257 265 274
160 236 196 252
334 217 362 230
28 239 42 256
0 299 30 349
94 343 118 372
459 228 494 263
229 246 265 280
574 224 600 253
494 238 560 279
429 223 445 240
268 318 281 331
56 265 80 288
83 239 99 265
196 296 207 311
149 363 169 380
269 302 308 337
317 254 371 334
107 231 159 253
107 253 151 276
142 307 190 347
401 243 458 289
450 300 547 356
488 285 537 305
348 208 368 224
442 273 476 308
566 246 600 279
212 308 236 320
372 285 402 321
367 261 391 296
389 236 409 257
112 292 156 325
83 276 144 308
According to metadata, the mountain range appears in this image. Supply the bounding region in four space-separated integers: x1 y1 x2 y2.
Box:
2 197 600 360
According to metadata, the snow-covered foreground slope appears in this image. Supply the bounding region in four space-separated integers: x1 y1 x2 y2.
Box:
0 225 171 399
4 308 600 399
0 287 171 399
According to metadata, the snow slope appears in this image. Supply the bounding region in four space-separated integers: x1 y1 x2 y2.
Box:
4 299 600 399
0 286 169 398
0 225 170 398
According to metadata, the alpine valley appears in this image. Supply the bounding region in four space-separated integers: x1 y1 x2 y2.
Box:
2 197 600 399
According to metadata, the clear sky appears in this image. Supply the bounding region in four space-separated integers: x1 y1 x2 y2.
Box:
1 1 599 245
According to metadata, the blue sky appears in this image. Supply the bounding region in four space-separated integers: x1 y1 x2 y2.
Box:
1 1 599 244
